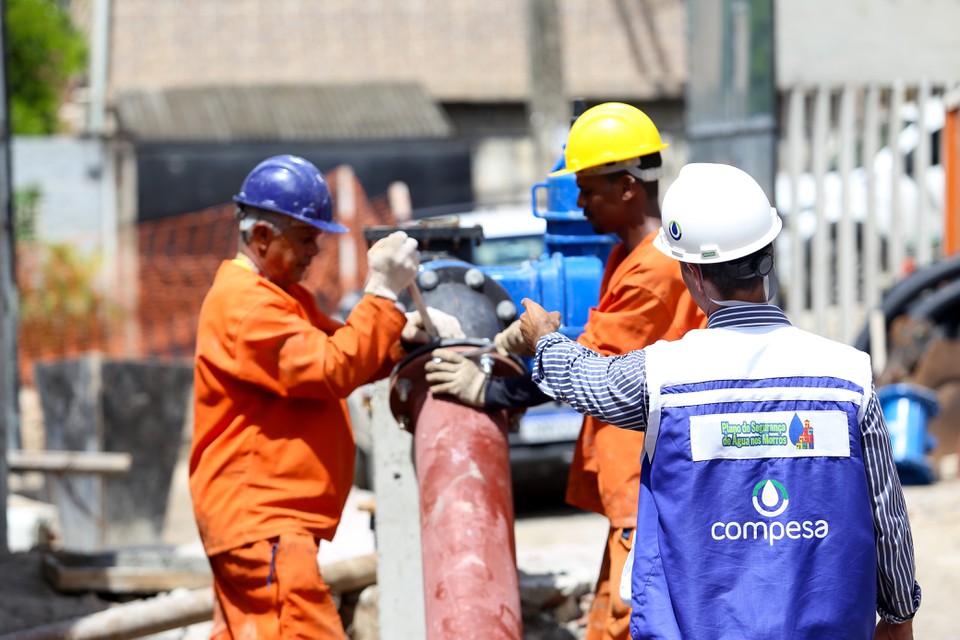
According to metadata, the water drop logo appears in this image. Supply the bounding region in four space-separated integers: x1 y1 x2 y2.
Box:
667 220 682 241
752 479 789 517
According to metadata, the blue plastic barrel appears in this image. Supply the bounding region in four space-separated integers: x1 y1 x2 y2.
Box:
877 383 940 485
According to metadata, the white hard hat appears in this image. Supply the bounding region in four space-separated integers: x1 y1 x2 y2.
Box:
653 163 782 264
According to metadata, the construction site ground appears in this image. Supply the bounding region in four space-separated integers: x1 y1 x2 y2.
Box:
3 384 959 638
2 463 959 638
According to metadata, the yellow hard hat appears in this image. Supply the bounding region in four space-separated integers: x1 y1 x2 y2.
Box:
552 102 668 177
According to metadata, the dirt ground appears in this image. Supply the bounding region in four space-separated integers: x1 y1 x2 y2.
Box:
898 476 960 639
1 476 958 638
2 383 958 637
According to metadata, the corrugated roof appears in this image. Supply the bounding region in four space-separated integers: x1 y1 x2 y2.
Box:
114 83 453 142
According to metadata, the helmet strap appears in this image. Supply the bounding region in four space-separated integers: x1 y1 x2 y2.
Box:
581 159 663 182
624 165 663 182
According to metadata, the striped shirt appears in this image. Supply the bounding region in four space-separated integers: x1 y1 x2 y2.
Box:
532 304 921 624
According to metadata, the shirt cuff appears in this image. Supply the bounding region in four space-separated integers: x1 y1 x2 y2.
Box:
531 331 567 384
877 582 921 624
363 292 406 314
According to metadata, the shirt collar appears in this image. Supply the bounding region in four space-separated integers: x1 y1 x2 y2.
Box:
707 304 792 329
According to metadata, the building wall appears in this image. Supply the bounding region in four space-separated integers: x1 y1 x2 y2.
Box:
103 0 685 102
12 137 108 254
776 0 960 87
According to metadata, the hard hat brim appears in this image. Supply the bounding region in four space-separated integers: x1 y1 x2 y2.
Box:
306 218 349 234
233 196 349 234
548 146 669 179
652 211 782 264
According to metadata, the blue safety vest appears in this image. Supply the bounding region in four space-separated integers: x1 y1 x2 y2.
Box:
631 325 877 640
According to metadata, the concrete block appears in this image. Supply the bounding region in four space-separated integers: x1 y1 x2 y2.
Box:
34 354 193 551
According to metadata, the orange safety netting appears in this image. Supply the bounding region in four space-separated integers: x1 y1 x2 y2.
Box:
16 166 398 386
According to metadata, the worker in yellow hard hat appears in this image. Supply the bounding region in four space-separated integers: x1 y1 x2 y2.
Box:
426 102 706 640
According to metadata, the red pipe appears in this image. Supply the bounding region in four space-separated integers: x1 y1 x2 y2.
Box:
389 347 524 639
415 393 521 638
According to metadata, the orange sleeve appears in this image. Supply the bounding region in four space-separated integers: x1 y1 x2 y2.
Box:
300 292 406 383
232 293 406 399
565 238 704 524
576 238 705 355
577 279 678 355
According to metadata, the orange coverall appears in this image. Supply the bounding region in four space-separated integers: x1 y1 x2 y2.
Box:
569 232 706 640
190 260 406 639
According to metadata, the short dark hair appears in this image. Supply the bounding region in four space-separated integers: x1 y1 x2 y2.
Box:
603 152 663 200
700 242 776 298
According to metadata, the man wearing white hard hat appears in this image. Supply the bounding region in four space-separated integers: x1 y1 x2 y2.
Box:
517 163 920 639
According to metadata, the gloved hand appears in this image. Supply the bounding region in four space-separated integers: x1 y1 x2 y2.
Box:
364 231 420 301
402 308 466 344
494 319 531 356
424 348 487 407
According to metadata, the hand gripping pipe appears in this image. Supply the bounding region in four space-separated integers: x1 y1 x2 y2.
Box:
389 344 526 640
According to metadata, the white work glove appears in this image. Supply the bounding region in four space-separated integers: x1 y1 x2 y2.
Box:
402 308 466 344
424 348 487 407
493 319 531 356
364 231 420 301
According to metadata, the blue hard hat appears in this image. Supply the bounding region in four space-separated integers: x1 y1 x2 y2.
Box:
233 154 348 234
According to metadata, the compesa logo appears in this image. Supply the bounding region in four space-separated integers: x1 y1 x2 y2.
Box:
667 220 682 241
710 479 829 547
753 479 789 517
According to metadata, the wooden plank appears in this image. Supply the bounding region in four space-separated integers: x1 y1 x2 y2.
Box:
837 84 857 344
784 85 807 327
863 84 882 312
889 81 906 278
7 450 132 475
42 549 211 594
916 79 934 267
41 548 378 596
811 84 831 338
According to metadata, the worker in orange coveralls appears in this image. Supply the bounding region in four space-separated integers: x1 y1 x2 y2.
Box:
425 104 706 640
190 154 461 639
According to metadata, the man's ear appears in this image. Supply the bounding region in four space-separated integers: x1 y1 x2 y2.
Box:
682 262 703 292
250 220 275 249
621 174 643 203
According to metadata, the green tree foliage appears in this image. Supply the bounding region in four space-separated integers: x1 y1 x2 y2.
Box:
14 184 40 242
5 0 87 134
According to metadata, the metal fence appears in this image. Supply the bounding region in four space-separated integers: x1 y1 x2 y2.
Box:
777 81 954 347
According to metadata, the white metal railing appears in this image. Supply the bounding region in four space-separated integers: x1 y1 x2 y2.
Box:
776 81 954 345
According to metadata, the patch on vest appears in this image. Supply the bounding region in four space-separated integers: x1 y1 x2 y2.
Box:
689 410 850 461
